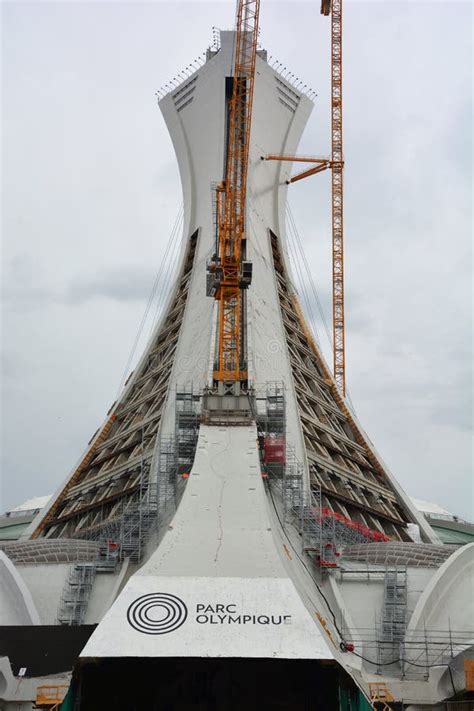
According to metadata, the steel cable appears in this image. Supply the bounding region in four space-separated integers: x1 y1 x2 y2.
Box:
115 202 184 399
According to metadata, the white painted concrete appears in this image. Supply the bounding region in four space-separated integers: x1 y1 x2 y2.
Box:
81 425 332 660
84 570 122 625
154 32 313 479
12 562 126 625
0 553 40 625
8 496 51 514
406 543 474 643
17 563 69 625
142 425 285 579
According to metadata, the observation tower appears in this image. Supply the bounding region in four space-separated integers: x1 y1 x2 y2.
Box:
1 22 472 711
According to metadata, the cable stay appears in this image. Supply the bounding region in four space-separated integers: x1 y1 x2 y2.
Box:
116 203 184 398
285 202 356 413
286 203 331 352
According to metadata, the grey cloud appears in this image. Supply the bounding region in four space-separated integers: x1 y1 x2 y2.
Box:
65 268 160 305
2 265 168 309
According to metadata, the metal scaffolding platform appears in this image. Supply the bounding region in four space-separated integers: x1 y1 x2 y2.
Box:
118 460 158 563
257 382 287 477
57 562 97 625
157 435 178 513
302 486 391 569
377 567 408 670
282 446 304 521
176 390 200 476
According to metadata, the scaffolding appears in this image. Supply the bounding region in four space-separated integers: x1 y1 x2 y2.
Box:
157 435 178 513
376 567 408 670
257 392 398 578
62 393 200 567
282 445 304 522
57 562 97 625
153 390 200 519
175 390 200 476
117 392 199 560
368 682 395 710
301 486 390 569
257 382 286 474
118 459 158 562
35 685 69 710
339 621 474 681
381 568 407 642
264 382 286 435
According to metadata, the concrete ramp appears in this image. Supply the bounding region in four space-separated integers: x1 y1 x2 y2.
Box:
81 424 331 660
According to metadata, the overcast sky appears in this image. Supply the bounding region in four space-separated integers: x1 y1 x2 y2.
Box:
1 1 472 520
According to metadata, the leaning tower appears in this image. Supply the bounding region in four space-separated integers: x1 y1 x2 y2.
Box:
28 32 432 549
1 29 470 711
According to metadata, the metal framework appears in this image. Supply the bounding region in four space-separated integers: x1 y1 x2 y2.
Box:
262 0 346 396
378 567 408 668
35 686 68 710
262 155 332 184
299 486 390 569
328 0 345 396
269 230 409 540
209 0 260 384
57 562 97 625
344 626 474 683
32 232 199 540
368 682 395 711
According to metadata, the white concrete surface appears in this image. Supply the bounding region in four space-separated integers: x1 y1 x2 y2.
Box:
155 32 313 477
406 543 474 643
0 553 40 625
81 425 332 660
84 569 123 625
16 563 69 625
8 496 51 514
411 497 465 521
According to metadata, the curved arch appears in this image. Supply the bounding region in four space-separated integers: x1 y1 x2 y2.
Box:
405 543 474 639
0 551 41 624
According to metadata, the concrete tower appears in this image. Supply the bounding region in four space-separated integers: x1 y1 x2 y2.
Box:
2 31 472 711
27 32 432 549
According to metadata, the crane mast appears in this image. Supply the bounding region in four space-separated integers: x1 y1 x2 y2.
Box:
326 0 346 396
208 0 260 390
261 0 347 397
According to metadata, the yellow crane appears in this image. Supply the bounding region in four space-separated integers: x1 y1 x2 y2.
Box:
263 0 347 396
206 0 261 389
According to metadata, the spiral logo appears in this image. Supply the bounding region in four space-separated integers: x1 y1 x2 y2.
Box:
267 339 281 354
127 593 188 635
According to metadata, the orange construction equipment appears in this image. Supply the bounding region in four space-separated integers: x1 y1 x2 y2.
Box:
262 0 347 396
327 0 345 397
35 685 68 710
261 155 332 184
368 681 395 710
207 0 261 385
465 659 474 691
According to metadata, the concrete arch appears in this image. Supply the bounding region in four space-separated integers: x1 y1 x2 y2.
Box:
405 543 474 638
0 551 41 625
